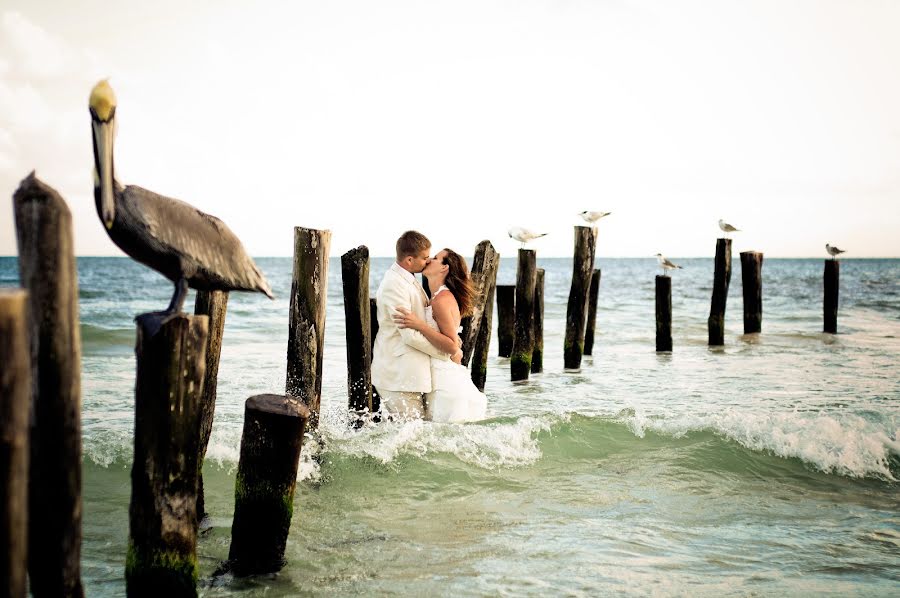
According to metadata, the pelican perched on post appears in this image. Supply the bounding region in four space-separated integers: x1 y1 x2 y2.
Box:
89 80 272 333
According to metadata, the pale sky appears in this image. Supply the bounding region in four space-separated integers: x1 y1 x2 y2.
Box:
2 0 899 258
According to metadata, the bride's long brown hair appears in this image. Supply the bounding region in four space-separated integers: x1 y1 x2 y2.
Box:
441 248 475 317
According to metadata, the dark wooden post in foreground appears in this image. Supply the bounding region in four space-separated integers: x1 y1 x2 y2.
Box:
0 290 30 598
708 239 732 346
194 289 229 524
13 173 84 598
460 241 500 366
341 247 373 417
286 227 331 429
228 395 309 576
584 269 601 355
740 251 764 334
564 226 597 369
531 269 545 374
655 275 673 352
496 285 516 358
511 249 537 381
369 298 381 414
127 315 208 597
824 260 840 334
470 275 497 393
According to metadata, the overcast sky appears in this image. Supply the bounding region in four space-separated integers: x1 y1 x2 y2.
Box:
2 0 899 258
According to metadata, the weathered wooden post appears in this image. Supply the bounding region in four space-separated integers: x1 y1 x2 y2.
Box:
460 241 500 366
510 249 537 381
496 285 516 358
583 268 601 355
227 394 309 576
824 260 839 334
470 270 498 393
341 247 373 418
708 239 732 346
286 227 331 429
740 251 764 334
656 275 673 352
0 290 30 598
564 226 597 369
193 289 228 524
127 315 207 597
369 298 381 415
531 269 545 374
13 173 83 598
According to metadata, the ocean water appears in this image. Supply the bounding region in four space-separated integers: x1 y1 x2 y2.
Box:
1 255 898 596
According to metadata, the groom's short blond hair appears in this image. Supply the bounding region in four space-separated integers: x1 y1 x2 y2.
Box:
396 231 431 260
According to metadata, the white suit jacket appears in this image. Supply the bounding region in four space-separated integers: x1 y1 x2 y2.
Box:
371 263 449 393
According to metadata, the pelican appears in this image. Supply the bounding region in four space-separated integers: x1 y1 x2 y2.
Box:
508 226 547 248
89 80 272 333
578 211 611 223
718 219 740 237
655 253 683 276
826 244 846 260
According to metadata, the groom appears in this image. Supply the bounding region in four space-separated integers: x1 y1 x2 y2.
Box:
371 230 462 420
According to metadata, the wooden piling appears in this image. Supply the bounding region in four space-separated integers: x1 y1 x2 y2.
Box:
369 298 381 415
12 173 83 598
496 285 516 358
740 251 764 334
583 268 601 355
564 226 597 369
193 289 229 524
0 290 30 598
227 394 309 577
341 247 373 418
460 241 500 366
470 277 496 393
655 275 673 352
286 227 331 429
824 260 839 334
127 315 208 597
511 249 537 381
707 239 732 346
531 269 545 374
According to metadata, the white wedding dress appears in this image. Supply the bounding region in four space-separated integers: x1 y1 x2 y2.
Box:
424 287 488 423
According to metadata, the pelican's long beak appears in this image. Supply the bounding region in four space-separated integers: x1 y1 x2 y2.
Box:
89 80 117 229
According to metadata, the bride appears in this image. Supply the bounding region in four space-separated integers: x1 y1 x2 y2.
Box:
393 248 488 423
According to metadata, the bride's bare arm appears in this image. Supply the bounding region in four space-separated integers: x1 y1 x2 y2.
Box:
393 306 460 356
430 292 463 349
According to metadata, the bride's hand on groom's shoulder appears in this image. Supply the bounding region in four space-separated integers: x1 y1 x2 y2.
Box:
393 307 423 331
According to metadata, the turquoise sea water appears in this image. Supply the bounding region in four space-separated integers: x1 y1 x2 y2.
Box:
1 255 898 596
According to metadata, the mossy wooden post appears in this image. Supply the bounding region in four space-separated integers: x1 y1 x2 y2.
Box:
13 173 83 598
369 298 381 415
510 249 537 381
496 285 515 358
531 269 545 374
228 394 309 576
824 260 839 334
193 289 228 524
286 227 331 429
0 290 30 598
708 239 732 346
564 226 597 369
656 275 673 352
740 251 764 334
341 247 373 418
460 241 500 366
470 266 498 392
127 315 208 597
583 268 601 355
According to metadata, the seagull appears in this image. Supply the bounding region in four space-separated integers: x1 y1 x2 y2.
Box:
89 80 273 335
508 227 547 248
655 253 683 276
718 219 740 237
825 244 846 260
578 211 611 224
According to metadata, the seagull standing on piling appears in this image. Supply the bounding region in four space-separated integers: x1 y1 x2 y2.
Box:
655 253 683 276
89 80 273 334
508 227 547 248
578 211 611 223
826 244 846 260
718 219 740 238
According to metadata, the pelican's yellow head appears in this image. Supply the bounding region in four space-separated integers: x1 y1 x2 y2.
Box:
89 80 117 122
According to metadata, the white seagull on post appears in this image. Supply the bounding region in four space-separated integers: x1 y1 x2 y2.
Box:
718 219 741 238
655 253 683 276
508 227 547 248
825 244 846 260
578 211 611 224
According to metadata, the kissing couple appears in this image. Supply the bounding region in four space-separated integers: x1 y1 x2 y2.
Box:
371 231 488 423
